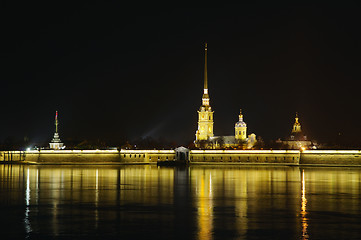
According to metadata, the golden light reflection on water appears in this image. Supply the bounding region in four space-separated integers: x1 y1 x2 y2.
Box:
24 168 31 236
195 170 214 240
1 165 361 239
191 167 301 239
301 170 309 240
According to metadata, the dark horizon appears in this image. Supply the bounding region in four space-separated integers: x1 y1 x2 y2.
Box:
2 3 361 147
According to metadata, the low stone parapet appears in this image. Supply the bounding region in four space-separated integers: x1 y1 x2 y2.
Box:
300 150 361 166
190 150 300 165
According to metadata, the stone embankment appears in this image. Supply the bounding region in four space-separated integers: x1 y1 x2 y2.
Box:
1 149 361 166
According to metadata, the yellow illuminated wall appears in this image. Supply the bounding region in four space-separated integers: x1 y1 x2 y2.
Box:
196 107 214 141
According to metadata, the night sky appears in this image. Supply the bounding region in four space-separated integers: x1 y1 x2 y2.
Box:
2 3 361 146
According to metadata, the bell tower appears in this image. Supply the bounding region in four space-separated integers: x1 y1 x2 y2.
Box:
235 109 247 141
195 43 214 143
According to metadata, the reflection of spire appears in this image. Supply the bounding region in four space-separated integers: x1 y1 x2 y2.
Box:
95 169 99 229
24 168 32 237
197 170 213 240
301 169 309 239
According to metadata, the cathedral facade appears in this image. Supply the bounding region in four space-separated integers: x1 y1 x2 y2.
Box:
194 44 256 149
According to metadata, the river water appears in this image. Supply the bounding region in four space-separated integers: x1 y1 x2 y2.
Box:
0 164 361 239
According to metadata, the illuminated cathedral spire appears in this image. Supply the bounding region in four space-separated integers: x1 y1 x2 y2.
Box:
202 43 210 106
195 43 214 144
49 111 64 150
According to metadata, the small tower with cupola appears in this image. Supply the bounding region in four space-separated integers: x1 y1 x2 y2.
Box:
235 109 247 142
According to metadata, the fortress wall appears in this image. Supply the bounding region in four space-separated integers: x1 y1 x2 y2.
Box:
190 150 300 165
300 150 361 166
120 150 175 163
3 149 361 166
25 150 121 163
0 151 25 161
0 150 176 164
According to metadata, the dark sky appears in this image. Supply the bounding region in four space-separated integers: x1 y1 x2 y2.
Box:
2 3 361 146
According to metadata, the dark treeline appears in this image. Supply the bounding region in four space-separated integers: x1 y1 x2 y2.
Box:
0 136 182 150
0 136 30 150
1 135 361 150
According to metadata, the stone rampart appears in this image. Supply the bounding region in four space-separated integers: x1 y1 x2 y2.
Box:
120 150 175 163
24 150 120 163
190 150 300 165
300 150 361 166
0 150 176 164
2 149 361 166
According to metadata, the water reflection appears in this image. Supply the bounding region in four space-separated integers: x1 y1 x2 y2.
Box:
1 165 361 239
301 170 308 239
24 168 32 237
195 170 213 240
191 167 301 239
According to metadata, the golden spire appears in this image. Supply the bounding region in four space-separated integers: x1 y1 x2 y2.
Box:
204 43 208 91
202 43 210 106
